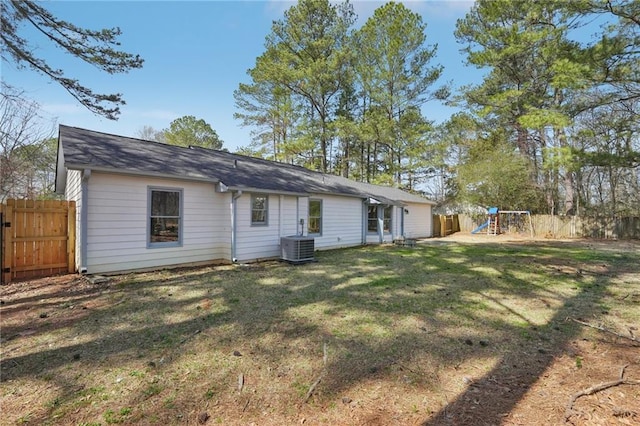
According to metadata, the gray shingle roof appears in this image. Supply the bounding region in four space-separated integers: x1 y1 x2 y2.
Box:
57 125 434 205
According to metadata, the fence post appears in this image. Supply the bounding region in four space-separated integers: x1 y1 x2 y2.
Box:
453 214 460 233
2 200 13 284
68 201 76 273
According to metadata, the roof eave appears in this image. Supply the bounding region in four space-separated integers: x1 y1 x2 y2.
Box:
399 199 437 206
64 163 219 184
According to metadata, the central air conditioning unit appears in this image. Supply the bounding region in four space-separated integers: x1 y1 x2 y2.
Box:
280 236 315 263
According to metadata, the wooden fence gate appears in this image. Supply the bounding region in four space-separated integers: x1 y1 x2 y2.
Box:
1 199 76 284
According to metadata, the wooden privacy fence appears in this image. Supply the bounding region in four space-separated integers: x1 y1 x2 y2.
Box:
457 213 640 239
528 215 640 239
433 214 460 237
1 199 76 284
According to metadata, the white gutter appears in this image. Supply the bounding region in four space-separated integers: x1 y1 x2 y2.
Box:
225 186 309 197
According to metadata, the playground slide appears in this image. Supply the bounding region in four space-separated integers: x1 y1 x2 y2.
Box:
471 220 489 234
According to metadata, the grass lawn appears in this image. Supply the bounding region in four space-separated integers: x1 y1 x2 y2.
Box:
1 239 639 425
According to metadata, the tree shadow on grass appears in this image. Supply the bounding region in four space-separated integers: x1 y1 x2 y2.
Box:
0 241 636 424
420 241 637 425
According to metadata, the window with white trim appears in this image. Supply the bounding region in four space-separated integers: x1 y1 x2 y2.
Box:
251 194 268 225
149 188 182 247
308 199 322 235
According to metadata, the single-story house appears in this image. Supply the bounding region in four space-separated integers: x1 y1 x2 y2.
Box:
55 125 435 274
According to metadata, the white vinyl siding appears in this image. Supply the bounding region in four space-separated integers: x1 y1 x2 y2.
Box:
403 203 433 238
65 169 82 202
234 194 366 261
282 196 300 237
235 194 296 261
308 195 362 250
65 169 82 270
84 172 230 274
235 194 306 262
68 170 433 272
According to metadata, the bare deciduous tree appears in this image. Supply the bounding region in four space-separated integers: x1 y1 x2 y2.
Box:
1 83 56 201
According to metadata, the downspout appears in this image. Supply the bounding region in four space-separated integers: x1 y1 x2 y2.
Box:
279 195 284 238
377 207 384 244
231 190 243 262
401 207 405 238
79 169 91 274
296 197 300 236
361 200 367 245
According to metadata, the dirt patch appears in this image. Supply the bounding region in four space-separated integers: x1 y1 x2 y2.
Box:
426 231 640 248
1 241 639 425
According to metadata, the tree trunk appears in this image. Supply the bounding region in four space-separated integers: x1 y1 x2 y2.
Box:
557 127 575 215
564 171 575 215
342 137 350 178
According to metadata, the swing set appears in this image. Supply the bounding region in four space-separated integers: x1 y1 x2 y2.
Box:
471 207 534 238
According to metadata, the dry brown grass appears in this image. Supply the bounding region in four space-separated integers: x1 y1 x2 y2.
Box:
1 238 639 425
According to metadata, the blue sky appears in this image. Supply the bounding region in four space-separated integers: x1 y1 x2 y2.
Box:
3 0 478 151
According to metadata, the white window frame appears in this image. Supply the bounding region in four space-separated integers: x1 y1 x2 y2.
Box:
251 193 268 226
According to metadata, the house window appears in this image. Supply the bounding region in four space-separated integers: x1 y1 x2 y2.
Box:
251 194 268 225
368 205 392 234
367 205 378 233
308 199 322 235
149 188 182 247
383 206 392 232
